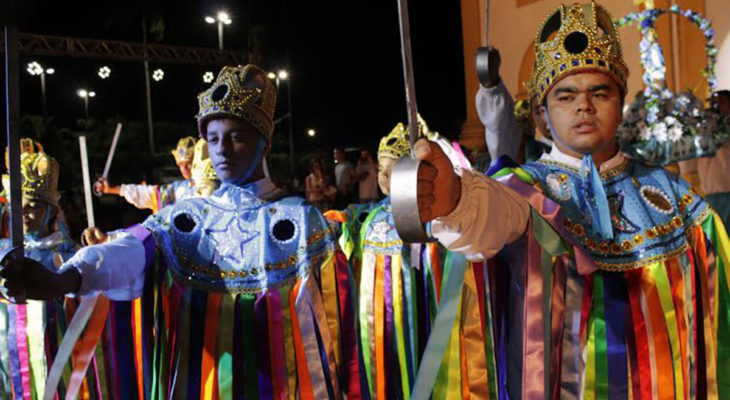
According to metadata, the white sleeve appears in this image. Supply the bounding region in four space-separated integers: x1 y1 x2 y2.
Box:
476 82 523 163
119 184 158 210
58 231 148 301
431 169 530 260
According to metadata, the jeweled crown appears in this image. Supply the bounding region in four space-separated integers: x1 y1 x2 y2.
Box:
191 138 217 196
196 65 277 141
528 1 628 103
21 152 60 206
4 137 44 170
171 136 196 165
378 123 412 160
378 116 436 159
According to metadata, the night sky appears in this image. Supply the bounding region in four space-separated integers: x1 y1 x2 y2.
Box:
3 0 467 153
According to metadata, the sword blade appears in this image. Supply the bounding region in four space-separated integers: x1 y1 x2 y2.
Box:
396 0 419 148
79 136 95 227
102 123 122 179
5 27 22 253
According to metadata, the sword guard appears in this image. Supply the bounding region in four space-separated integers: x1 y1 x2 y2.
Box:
390 156 433 243
476 46 500 87
0 246 26 304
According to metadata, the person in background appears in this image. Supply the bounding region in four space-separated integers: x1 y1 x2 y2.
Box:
94 136 197 213
334 147 356 207
356 149 378 203
305 158 332 211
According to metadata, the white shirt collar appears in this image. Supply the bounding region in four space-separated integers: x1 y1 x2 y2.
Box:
540 145 625 173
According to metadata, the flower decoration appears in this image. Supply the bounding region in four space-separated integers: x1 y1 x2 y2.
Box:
615 7 729 165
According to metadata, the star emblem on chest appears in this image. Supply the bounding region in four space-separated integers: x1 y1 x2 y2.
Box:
204 209 260 265
370 221 392 243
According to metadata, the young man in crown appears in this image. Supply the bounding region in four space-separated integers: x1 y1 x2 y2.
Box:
94 136 198 213
2 65 362 399
411 2 730 398
0 150 83 399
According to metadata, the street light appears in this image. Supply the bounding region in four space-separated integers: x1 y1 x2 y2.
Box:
77 89 96 119
203 71 215 83
98 66 111 79
205 11 232 50
26 61 55 119
307 129 316 137
152 69 164 82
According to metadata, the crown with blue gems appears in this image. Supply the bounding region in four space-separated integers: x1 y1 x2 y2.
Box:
528 1 629 104
170 136 196 165
196 65 277 141
20 152 61 206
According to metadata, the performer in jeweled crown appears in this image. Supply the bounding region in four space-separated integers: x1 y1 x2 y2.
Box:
2 64 363 399
94 136 198 213
410 2 730 398
357 121 498 400
0 150 81 399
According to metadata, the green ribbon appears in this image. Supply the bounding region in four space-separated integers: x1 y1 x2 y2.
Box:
172 290 192 400
0 305 9 398
411 252 467 399
703 215 730 397
217 295 235 399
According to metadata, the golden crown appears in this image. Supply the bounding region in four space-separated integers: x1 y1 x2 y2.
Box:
5 137 44 170
21 152 60 206
192 138 217 186
171 136 196 165
378 123 412 160
528 1 628 104
196 65 277 141
378 116 439 159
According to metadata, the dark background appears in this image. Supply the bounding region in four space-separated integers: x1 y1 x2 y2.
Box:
0 0 467 237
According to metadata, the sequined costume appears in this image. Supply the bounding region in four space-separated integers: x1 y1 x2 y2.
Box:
0 151 97 399
416 3 730 398
354 121 499 400
58 65 363 399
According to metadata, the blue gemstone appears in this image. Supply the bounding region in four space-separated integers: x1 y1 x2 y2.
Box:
560 64 566 71
598 60 606 67
586 59 594 64
572 59 579 66
545 78 550 84
551 70 556 77
213 106 219 111
595 47 602 54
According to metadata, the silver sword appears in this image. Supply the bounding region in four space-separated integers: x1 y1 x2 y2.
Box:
94 122 122 196
390 0 431 243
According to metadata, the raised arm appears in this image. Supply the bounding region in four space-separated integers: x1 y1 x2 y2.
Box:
414 139 530 259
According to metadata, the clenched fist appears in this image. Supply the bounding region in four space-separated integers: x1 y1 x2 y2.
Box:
414 139 462 222
82 227 109 246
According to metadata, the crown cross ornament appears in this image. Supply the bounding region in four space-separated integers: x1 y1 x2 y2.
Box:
616 6 730 165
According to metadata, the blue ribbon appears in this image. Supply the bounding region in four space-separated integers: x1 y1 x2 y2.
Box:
580 154 614 240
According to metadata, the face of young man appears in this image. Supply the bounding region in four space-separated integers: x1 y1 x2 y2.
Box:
205 118 266 183
178 161 192 180
377 155 396 195
541 72 623 162
22 197 53 237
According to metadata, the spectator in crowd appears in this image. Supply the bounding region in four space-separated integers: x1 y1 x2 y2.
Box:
333 147 356 207
305 158 335 211
356 149 379 203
